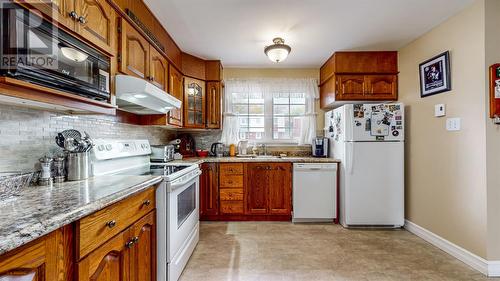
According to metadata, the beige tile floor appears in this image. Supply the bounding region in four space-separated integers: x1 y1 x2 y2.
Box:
179 222 495 281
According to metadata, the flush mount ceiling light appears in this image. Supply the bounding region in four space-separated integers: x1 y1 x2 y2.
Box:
264 37 291 63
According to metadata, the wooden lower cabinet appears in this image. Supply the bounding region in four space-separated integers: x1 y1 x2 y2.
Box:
78 210 156 281
129 211 156 281
245 163 292 216
78 230 129 281
199 163 219 219
267 164 292 215
0 230 62 281
0 188 157 281
245 163 269 215
201 162 292 221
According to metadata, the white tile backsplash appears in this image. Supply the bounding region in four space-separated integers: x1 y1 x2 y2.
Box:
0 104 174 172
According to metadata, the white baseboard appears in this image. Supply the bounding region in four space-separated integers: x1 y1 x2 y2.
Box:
404 220 500 277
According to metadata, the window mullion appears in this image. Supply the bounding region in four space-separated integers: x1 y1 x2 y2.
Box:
265 93 272 142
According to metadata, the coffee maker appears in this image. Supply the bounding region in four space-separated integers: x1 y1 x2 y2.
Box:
312 137 328 158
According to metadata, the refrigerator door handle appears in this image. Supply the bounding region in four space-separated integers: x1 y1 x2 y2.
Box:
347 142 354 174
345 105 354 141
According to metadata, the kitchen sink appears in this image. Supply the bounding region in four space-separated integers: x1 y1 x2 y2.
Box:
235 155 279 159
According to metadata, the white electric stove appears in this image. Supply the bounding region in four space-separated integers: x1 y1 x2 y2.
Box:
91 139 201 281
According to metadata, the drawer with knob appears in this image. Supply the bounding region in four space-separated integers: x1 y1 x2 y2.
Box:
220 201 244 214
219 163 244 175
220 188 243 201
219 175 243 188
76 187 155 259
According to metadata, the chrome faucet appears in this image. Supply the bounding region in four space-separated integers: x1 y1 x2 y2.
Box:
259 143 268 156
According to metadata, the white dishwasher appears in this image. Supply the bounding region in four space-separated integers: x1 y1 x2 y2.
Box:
293 163 338 223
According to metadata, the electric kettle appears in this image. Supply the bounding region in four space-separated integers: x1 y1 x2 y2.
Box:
210 142 225 157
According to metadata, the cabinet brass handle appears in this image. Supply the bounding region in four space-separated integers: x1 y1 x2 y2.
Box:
132 236 139 243
143 199 151 207
106 220 116 228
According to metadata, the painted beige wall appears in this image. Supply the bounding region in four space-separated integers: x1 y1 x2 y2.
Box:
223 68 324 132
399 0 488 258
485 0 500 260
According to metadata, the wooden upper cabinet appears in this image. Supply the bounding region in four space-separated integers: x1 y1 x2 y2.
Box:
365 74 398 99
319 51 398 108
183 77 205 128
75 0 116 54
119 19 150 79
267 163 292 215
335 74 398 101
129 211 156 281
127 0 154 32
20 0 115 55
0 231 60 281
168 65 183 127
205 61 223 81
78 230 129 281
206 81 221 129
24 0 75 30
320 77 336 109
336 75 366 100
199 163 219 219
149 46 168 91
181 53 206 80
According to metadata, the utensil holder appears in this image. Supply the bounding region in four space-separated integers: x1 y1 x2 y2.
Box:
67 152 89 181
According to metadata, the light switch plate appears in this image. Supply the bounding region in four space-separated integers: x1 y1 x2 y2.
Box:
446 118 461 131
435 104 446 117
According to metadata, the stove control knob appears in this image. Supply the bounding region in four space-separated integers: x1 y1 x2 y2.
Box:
97 145 104 151
105 144 112 151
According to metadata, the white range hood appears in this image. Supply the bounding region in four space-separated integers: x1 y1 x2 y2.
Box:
115 75 181 115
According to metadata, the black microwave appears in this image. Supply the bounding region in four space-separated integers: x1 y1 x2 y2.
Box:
0 3 110 101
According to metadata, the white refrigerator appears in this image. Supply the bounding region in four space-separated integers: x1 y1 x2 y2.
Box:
325 103 404 227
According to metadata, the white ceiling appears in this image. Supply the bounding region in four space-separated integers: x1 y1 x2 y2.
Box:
144 0 474 68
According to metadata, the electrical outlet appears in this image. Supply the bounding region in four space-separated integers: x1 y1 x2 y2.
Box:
435 104 446 117
446 118 461 131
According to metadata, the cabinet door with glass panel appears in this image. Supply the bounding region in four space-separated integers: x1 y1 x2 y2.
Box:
183 77 206 128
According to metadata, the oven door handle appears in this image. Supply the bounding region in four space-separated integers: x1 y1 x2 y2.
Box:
169 169 201 191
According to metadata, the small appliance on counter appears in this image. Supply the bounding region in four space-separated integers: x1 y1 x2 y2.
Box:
237 140 249 155
312 137 328 158
210 142 225 157
177 134 196 157
151 145 175 163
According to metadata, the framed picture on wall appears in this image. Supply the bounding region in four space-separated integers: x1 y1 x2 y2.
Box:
419 51 451 97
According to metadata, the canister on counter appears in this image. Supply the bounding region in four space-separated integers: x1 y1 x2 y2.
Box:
229 144 236 157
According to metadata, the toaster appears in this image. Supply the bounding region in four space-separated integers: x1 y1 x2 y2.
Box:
150 145 175 162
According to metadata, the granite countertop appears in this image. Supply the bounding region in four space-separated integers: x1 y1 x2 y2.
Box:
171 156 341 165
0 175 162 255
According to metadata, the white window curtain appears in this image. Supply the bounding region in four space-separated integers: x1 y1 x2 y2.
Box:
220 78 319 145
